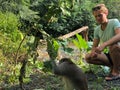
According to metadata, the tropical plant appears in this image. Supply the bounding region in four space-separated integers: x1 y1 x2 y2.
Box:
72 34 89 71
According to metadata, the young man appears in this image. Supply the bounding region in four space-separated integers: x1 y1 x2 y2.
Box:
85 4 120 81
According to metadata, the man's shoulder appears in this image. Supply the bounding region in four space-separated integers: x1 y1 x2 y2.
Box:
109 19 120 27
109 18 119 22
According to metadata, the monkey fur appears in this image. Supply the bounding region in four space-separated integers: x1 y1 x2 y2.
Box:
51 58 88 90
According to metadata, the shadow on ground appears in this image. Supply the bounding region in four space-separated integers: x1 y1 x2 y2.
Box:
6 72 120 90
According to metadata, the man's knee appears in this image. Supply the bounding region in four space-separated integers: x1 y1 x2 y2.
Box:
109 44 120 53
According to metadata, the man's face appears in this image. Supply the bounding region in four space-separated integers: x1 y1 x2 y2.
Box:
93 11 107 24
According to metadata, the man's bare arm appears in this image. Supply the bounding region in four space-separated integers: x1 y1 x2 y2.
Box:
95 28 120 53
92 39 100 50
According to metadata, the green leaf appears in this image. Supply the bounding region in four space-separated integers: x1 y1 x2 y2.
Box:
73 39 80 49
47 37 59 60
73 34 88 50
19 5 39 22
53 39 59 52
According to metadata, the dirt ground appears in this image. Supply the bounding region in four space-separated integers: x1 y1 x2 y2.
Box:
7 72 120 90
6 42 120 90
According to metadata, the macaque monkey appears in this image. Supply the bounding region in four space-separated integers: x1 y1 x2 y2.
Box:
51 58 88 90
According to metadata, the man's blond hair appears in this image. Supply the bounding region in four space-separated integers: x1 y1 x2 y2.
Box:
92 4 108 14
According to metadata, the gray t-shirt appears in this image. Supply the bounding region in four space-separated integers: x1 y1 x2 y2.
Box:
94 19 120 44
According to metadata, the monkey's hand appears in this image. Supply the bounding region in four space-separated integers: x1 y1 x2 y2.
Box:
51 60 61 75
51 60 57 67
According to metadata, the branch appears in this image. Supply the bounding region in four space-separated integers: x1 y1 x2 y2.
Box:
58 26 88 40
14 33 27 66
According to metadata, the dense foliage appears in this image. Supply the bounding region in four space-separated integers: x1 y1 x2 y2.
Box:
0 0 120 89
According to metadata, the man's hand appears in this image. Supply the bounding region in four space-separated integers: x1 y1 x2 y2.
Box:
90 43 106 58
95 43 106 54
90 50 98 58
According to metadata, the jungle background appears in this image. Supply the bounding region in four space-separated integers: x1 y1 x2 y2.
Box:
0 0 120 90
